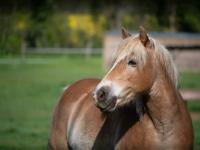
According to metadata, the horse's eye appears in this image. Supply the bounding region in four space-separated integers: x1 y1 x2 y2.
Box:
128 60 137 67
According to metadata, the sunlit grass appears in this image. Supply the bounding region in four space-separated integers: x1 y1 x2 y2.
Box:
0 55 103 149
0 55 199 149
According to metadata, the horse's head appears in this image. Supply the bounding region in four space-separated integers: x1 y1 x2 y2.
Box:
93 27 177 112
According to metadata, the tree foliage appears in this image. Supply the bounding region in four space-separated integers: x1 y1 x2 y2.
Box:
0 0 200 54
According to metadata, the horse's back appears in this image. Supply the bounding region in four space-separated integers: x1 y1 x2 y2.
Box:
48 78 100 150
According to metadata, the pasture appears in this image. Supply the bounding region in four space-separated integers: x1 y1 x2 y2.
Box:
0 55 199 150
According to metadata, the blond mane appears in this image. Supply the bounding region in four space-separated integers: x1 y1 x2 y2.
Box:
151 37 178 87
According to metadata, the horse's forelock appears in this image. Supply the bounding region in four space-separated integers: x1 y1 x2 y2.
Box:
113 36 147 69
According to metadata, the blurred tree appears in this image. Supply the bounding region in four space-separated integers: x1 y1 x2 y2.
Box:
0 0 200 54
26 0 53 47
177 0 200 32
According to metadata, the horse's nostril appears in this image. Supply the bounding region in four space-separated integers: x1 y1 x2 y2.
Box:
99 90 105 98
97 87 107 102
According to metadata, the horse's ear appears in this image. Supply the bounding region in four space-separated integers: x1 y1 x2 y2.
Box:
121 27 131 39
139 26 149 46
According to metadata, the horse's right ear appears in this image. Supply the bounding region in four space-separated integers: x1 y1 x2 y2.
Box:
139 26 150 46
121 27 131 39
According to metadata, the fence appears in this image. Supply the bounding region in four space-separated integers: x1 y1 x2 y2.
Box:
103 31 200 71
26 48 102 55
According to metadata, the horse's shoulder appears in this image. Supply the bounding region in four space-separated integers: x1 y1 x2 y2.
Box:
65 78 100 94
52 78 100 127
58 78 99 106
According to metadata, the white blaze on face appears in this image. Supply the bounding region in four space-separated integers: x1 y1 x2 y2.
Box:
94 80 122 101
94 53 127 103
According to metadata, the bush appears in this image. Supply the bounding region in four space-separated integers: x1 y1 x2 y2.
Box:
177 10 200 32
1 9 200 55
0 13 106 54
0 13 29 54
29 13 106 48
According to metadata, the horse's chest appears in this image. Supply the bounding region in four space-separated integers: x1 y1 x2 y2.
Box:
67 115 121 150
67 105 162 150
69 131 93 149
68 119 97 150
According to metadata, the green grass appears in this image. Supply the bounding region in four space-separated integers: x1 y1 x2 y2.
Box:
0 55 199 149
188 101 200 112
0 55 103 149
179 72 200 90
193 119 200 150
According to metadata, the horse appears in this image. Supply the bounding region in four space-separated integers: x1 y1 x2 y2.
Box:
48 27 193 150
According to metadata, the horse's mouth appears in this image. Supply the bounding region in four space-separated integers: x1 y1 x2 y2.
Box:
101 101 116 112
96 97 117 112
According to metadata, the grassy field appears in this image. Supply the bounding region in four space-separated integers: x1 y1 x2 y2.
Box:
0 55 199 150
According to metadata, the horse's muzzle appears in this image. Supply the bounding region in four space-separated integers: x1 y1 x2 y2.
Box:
93 86 117 112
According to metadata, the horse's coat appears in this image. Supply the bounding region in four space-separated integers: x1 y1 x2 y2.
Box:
48 27 193 150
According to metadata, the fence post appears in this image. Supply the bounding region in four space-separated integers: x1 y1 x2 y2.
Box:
21 40 26 62
85 41 92 58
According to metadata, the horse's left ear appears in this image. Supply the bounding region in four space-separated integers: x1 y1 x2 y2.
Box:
121 27 131 39
139 26 150 47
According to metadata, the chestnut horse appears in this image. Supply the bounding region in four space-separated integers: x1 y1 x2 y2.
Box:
48 27 193 150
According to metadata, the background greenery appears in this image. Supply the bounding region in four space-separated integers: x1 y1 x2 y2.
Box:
0 55 199 150
0 0 200 54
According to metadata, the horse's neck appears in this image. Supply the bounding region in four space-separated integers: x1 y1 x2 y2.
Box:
146 74 181 134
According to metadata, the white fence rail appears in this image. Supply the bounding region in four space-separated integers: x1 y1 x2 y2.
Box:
26 48 102 55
